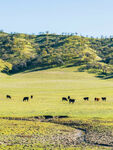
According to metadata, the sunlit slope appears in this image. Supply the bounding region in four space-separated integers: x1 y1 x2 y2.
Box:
0 71 9 77
0 67 113 118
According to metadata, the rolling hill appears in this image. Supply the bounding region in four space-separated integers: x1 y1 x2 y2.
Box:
0 31 113 77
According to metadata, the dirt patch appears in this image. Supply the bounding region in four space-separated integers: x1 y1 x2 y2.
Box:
0 117 113 148
49 119 113 148
85 131 113 147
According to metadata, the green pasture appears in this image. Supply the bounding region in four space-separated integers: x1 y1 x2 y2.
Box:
0 67 113 119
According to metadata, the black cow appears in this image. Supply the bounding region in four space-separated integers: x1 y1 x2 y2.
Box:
68 96 70 99
6 95 11 99
101 97 106 101
69 98 75 104
23 97 29 102
83 97 89 101
62 97 68 101
31 95 33 99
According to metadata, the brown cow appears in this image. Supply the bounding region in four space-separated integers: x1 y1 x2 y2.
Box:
94 97 100 101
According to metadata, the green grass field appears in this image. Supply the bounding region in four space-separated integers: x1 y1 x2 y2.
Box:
0 67 113 149
0 66 113 119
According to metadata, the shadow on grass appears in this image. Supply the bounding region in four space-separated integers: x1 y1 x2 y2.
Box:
103 75 113 79
9 62 81 75
63 62 83 68
95 74 113 80
8 65 54 76
23 66 52 74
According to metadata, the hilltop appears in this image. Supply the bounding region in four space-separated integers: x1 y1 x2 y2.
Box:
0 31 113 77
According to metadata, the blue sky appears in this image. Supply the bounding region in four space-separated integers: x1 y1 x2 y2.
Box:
0 0 113 37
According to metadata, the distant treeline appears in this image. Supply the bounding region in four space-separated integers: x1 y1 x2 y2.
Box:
0 31 113 76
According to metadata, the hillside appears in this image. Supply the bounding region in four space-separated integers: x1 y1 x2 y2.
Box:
0 31 113 77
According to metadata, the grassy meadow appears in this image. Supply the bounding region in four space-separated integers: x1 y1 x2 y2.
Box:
0 66 113 119
0 67 113 149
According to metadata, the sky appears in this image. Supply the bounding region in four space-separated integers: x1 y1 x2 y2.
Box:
0 0 113 37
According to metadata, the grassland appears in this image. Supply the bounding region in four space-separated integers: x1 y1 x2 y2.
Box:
0 67 113 149
0 66 113 119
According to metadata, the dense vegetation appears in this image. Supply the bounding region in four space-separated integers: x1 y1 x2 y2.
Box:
0 31 113 77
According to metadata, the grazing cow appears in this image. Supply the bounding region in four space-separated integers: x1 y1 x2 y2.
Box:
83 97 89 101
23 97 29 102
31 95 33 99
62 97 68 101
6 95 11 99
101 97 106 101
94 97 100 101
69 97 75 104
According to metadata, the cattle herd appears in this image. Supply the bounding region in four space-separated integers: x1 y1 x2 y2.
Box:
5 94 107 103
62 96 106 103
6 95 33 101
